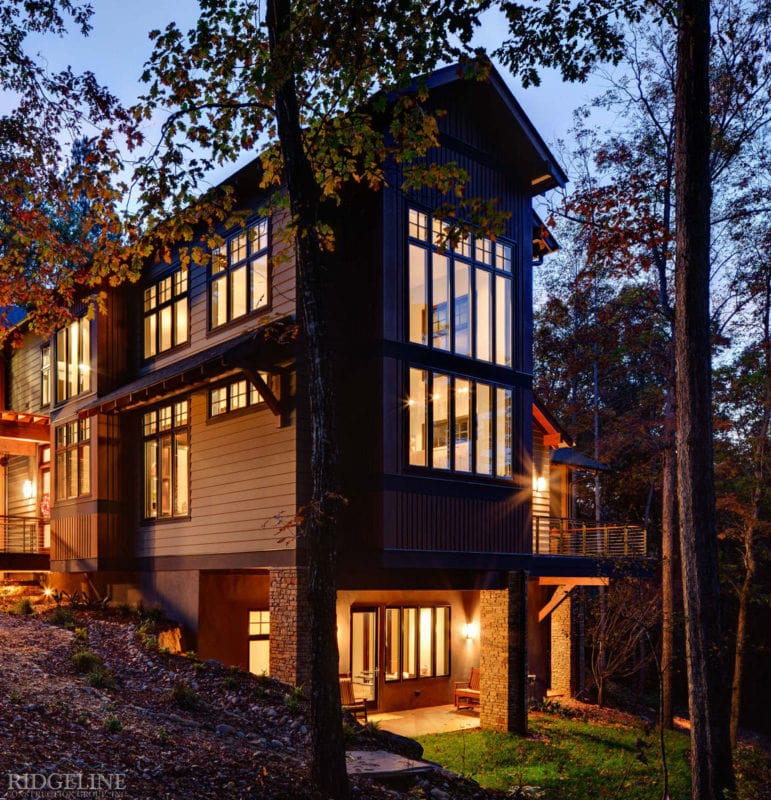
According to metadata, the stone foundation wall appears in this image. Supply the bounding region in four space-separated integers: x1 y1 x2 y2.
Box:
479 571 528 734
550 594 572 696
269 567 312 689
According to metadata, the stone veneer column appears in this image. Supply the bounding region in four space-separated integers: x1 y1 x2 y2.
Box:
550 593 572 696
479 570 528 734
269 567 312 690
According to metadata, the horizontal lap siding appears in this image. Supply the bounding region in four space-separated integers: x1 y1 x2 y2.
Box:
9 334 45 414
138 389 296 558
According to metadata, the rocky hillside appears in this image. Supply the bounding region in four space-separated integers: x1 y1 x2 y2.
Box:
0 588 502 800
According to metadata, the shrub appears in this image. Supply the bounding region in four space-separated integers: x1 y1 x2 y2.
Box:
283 685 305 715
104 715 122 734
13 598 34 615
70 649 104 673
48 607 74 628
87 667 116 689
170 680 200 711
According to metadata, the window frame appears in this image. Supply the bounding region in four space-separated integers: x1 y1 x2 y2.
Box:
407 206 515 368
208 373 269 419
384 605 451 683
41 344 51 407
54 418 91 501
142 399 191 522
248 609 271 676
55 317 91 404
209 217 270 330
143 264 189 360
406 366 513 479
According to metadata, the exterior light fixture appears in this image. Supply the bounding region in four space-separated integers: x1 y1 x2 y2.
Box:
464 622 478 640
22 479 35 500
532 475 547 493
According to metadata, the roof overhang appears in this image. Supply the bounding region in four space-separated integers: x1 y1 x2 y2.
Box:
0 411 50 455
532 400 571 448
551 447 611 472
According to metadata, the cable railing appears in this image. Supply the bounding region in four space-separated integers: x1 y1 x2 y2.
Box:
533 516 647 558
0 515 46 553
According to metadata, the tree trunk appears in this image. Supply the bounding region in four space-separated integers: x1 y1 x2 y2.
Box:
267 1 349 797
661 386 676 730
673 0 734 796
730 532 754 748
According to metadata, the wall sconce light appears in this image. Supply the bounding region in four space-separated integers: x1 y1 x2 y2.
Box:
464 622 478 641
22 479 35 500
532 474 547 493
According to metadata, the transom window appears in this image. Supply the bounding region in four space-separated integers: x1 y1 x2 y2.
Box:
54 419 90 499
55 318 90 402
144 266 188 358
408 207 513 367
384 606 450 681
143 400 190 520
209 373 268 418
211 219 269 328
408 367 513 478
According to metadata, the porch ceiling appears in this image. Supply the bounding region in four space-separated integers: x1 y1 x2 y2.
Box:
0 411 50 454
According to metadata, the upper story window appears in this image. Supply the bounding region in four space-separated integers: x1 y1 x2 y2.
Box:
209 373 268 418
56 318 90 402
41 345 51 406
408 366 513 478
408 208 513 367
144 266 189 358
210 219 269 329
54 419 90 500
143 400 190 520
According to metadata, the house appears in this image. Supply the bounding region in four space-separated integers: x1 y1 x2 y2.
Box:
0 65 647 732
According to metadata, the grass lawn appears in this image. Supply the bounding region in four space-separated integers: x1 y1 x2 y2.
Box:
417 713 691 799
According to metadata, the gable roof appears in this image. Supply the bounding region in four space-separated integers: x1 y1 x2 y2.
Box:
420 63 567 194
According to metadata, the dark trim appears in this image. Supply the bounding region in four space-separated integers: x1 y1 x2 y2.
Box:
136 549 297 572
380 340 532 389
0 554 50 571
381 472 518 499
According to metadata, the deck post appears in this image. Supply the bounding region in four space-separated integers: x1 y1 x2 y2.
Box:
269 566 312 690
479 570 528 734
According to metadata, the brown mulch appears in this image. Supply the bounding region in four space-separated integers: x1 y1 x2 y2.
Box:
0 588 502 800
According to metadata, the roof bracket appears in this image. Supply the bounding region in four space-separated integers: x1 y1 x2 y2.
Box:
241 367 287 427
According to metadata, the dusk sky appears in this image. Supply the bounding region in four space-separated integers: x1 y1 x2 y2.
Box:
22 0 603 183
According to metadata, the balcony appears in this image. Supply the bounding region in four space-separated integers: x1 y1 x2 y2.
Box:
0 515 49 570
533 516 647 558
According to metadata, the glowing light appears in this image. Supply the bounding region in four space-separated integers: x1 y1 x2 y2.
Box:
532 474 547 493
22 479 35 499
43 587 53 598
464 622 478 640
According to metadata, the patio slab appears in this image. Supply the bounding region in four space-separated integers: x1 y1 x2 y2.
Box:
346 749 436 778
369 703 480 738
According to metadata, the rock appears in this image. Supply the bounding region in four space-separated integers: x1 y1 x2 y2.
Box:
430 789 451 800
216 723 236 737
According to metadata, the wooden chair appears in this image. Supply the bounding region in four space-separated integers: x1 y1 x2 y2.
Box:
339 677 368 723
454 666 481 709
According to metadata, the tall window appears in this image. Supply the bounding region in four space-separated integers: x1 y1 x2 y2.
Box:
408 367 513 478
41 345 51 406
384 606 450 681
143 400 190 519
408 208 513 367
56 318 90 401
144 266 188 358
210 219 269 328
248 610 270 676
55 419 90 499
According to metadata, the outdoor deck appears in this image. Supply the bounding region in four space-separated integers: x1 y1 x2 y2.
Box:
0 515 49 570
533 516 647 558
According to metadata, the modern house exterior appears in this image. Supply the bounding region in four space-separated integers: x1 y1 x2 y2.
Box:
0 65 646 731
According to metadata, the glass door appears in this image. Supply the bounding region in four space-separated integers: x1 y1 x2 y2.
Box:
350 609 378 704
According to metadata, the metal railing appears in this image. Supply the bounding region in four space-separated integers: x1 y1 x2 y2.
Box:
533 516 647 558
0 515 46 553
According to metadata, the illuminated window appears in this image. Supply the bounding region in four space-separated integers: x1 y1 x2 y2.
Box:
248 610 270 676
55 318 90 402
210 219 269 328
407 207 514 366
144 266 188 358
384 606 450 682
54 419 90 499
407 368 513 478
208 373 268 418
143 400 190 519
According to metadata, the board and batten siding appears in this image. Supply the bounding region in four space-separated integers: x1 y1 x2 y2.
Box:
137 386 296 559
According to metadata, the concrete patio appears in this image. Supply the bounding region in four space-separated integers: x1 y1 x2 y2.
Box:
369 704 481 737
